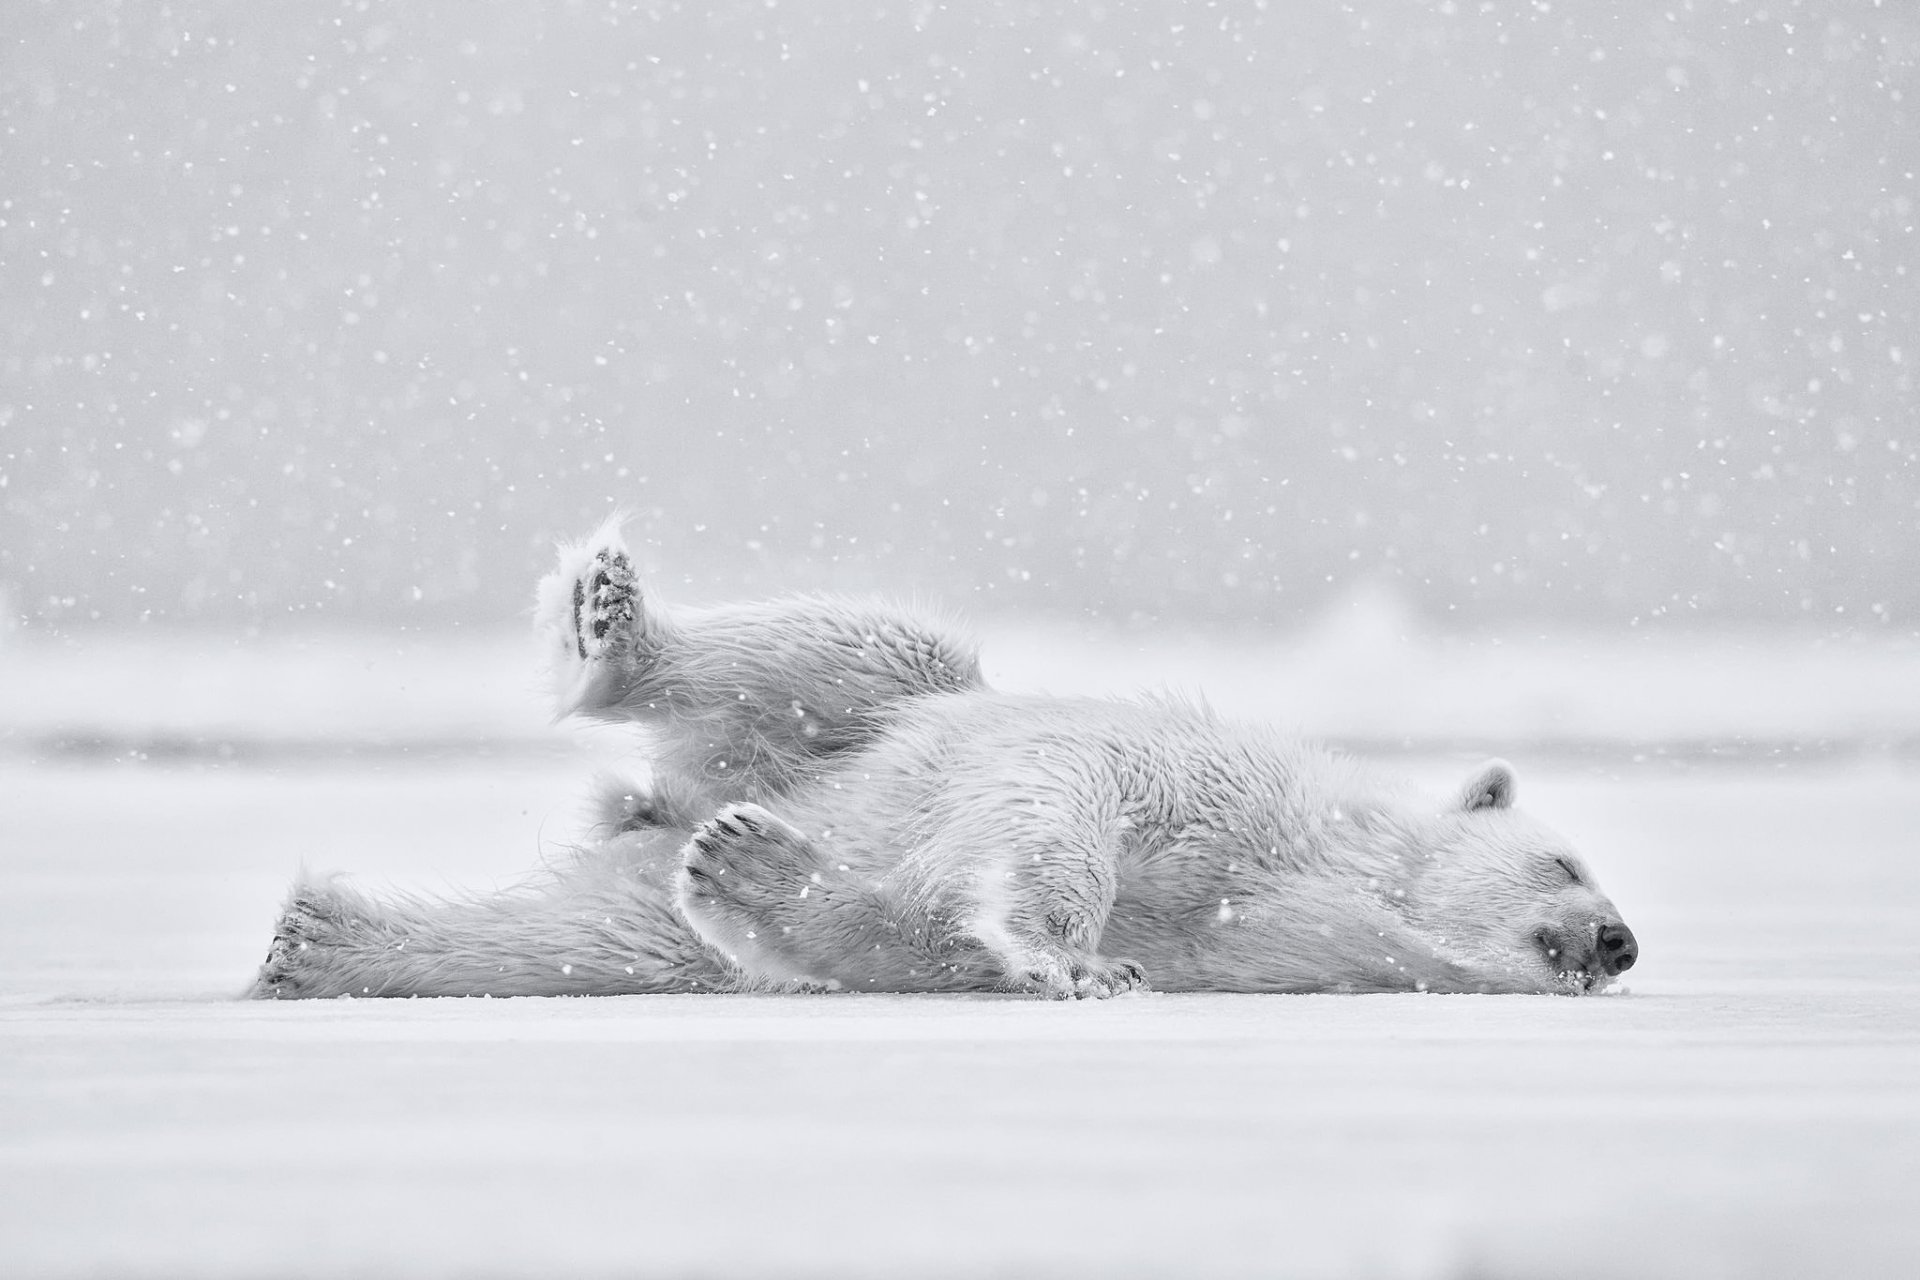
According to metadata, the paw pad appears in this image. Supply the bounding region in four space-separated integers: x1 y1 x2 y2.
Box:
573 548 637 661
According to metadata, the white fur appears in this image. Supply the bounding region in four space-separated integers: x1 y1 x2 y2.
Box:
254 522 1637 1000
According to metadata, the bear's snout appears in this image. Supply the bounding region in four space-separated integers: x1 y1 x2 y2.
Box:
1595 920 1638 975
1534 918 1640 987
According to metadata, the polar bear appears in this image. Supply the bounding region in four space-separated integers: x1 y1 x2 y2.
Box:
252 520 1638 1000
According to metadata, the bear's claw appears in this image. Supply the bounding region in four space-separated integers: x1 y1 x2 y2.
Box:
681 805 815 914
1081 958 1150 997
1015 955 1150 1000
678 804 868 986
251 892 332 998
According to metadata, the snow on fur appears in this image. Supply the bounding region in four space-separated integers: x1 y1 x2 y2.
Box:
253 522 1638 999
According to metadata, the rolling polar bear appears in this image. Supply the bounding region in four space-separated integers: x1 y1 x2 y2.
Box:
252 521 1639 999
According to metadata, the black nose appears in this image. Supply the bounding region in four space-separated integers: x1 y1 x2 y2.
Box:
1596 921 1638 975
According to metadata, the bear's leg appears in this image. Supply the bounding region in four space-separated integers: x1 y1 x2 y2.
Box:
676 804 982 992
250 848 730 999
536 520 987 801
972 836 1149 1000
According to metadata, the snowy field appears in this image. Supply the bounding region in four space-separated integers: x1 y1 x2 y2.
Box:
3 628 1919 1278
7 2 1913 1273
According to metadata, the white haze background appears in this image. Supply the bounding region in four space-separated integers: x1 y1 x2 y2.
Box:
2 3 1918 1278
3 0 1915 631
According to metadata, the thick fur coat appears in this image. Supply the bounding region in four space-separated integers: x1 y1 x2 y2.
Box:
253 522 1638 999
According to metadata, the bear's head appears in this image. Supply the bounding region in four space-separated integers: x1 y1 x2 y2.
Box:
1406 760 1638 993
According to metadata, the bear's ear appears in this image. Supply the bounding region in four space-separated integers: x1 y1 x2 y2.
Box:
1459 759 1516 812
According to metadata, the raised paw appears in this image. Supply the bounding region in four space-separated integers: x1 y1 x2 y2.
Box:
572 546 638 663
537 518 655 718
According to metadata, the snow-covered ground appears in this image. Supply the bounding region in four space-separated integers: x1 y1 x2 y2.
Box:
3 628 1918 1277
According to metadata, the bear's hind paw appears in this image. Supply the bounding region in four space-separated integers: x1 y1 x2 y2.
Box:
574 545 638 665
250 890 334 999
536 518 648 718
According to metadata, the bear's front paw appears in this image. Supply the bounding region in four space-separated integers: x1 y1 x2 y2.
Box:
679 805 851 986
681 804 814 915
1074 957 1150 999
1012 954 1150 1000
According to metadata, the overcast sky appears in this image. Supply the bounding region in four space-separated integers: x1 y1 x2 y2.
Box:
3 1 1914 632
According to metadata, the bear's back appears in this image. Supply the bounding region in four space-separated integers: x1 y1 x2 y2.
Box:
788 691 1412 884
